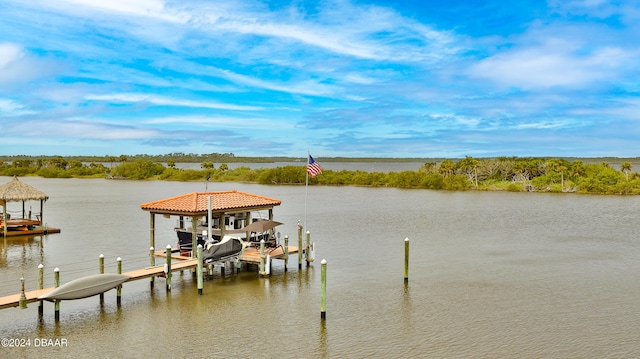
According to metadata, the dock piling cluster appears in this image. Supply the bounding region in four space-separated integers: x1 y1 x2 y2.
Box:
1 229 343 324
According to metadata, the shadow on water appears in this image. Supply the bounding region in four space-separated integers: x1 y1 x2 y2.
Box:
319 318 328 358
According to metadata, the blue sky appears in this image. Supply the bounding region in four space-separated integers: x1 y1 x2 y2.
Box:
1 0 639 158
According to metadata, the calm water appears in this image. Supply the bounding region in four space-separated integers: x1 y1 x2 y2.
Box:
1 177 640 358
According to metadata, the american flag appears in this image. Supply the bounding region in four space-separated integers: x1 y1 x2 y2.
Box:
307 155 323 178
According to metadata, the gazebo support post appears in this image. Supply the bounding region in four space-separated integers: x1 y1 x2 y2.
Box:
149 213 156 253
245 211 251 242
220 212 226 238
191 216 198 259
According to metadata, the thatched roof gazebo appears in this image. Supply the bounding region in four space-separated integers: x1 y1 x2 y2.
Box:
0 176 49 237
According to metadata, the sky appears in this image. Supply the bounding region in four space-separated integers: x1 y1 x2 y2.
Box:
1 0 639 158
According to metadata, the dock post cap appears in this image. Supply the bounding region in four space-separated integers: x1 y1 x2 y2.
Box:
117 257 122 261
404 237 409 242
165 244 172 249
99 254 104 258
306 230 310 234
260 239 265 243
54 267 59 272
149 246 154 250
321 259 327 264
197 244 202 248
38 263 44 269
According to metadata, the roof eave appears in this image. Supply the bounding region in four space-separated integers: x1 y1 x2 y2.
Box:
142 203 280 216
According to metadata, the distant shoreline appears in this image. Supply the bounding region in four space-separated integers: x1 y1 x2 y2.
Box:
1 154 639 164
1 156 639 195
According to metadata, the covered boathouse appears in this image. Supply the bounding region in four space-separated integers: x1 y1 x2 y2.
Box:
140 190 282 259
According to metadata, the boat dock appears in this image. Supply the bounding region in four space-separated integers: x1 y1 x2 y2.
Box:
0 221 60 237
0 243 303 310
1 176 60 238
0 188 312 318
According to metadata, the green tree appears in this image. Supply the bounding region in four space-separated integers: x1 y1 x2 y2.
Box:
45 156 68 169
111 160 165 179
457 156 479 188
419 162 438 174
107 156 117 169
621 162 632 180
438 159 456 176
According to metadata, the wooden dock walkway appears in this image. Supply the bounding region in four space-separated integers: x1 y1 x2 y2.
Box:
0 245 301 310
1 226 61 237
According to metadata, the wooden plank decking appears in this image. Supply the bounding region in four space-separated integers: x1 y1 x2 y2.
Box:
240 245 297 263
1 219 61 237
1 226 61 237
153 245 300 264
0 289 51 310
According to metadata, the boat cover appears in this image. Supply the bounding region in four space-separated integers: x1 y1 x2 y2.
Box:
202 236 245 263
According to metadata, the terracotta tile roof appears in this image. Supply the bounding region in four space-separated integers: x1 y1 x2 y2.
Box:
140 190 281 215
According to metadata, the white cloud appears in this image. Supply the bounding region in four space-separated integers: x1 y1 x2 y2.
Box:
215 68 339 96
0 98 36 116
0 42 66 88
85 93 263 111
144 115 292 129
514 120 568 130
190 1 458 62
0 43 24 68
3 118 160 140
468 41 629 89
53 0 189 23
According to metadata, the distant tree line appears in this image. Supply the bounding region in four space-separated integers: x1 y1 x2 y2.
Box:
0 155 639 195
0 153 268 164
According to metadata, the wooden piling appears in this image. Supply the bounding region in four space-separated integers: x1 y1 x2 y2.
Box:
165 245 172 291
149 246 155 289
38 264 44 317
298 224 303 270
266 254 271 275
283 235 289 271
116 257 122 305
19 275 27 309
99 254 105 303
321 259 327 320
259 239 266 276
404 238 409 283
54 268 60 321
197 245 203 295
305 231 311 266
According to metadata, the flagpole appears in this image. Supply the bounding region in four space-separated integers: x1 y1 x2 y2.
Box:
304 152 309 231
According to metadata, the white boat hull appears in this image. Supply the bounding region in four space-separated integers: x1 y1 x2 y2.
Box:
38 273 131 301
